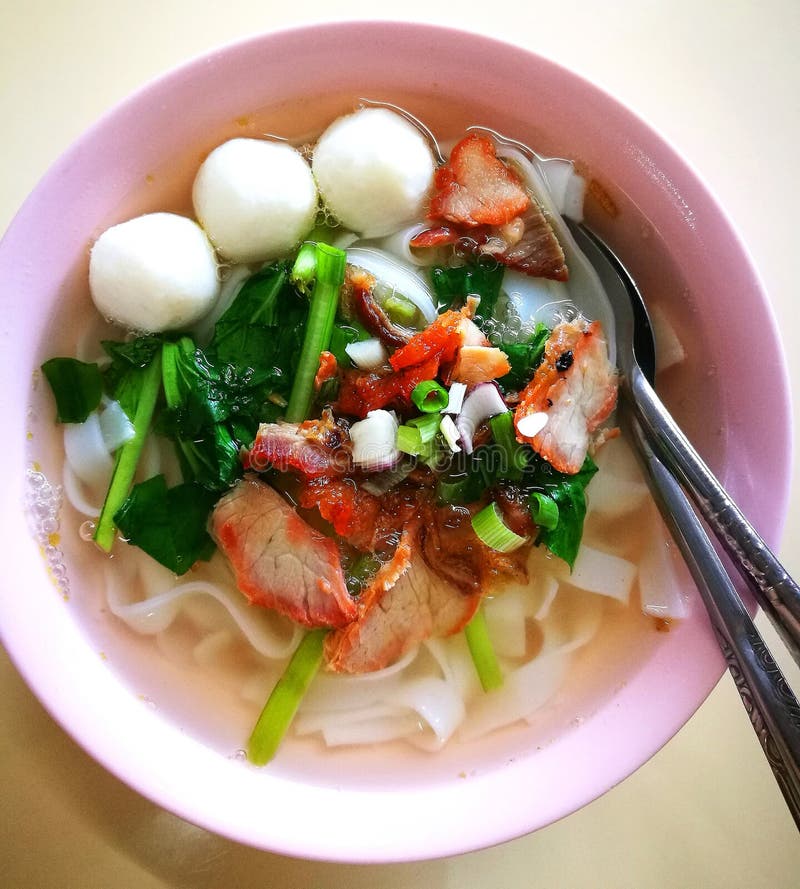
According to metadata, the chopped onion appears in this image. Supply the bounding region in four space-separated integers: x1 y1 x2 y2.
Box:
439 415 462 453
344 337 388 370
456 382 508 454
442 382 466 415
349 409 400 470
346 247 437 323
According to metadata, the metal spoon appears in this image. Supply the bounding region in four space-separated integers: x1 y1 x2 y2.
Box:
567 219 800 828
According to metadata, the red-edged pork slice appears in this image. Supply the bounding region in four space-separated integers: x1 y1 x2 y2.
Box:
514 319 618 474
245 409 351 478
325 523 481 673
211 476 357 628
428 133 530 227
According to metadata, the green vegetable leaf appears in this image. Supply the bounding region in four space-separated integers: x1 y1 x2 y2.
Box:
208 263 307 380
41 357 103 423
113 474 218 575
498 323 550 391
530 455 598 569
328 320 371 366
430 261 505 323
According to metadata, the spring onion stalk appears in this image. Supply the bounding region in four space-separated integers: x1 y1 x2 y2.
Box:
289 242 318 295
254 244 345 762
406 413 438 441
247 628 327 766
94 350 163 552
489 411 528 480
285 243 347 423
411 379 449 413
471 502 527 552
530 491 560 530
464 607 503 692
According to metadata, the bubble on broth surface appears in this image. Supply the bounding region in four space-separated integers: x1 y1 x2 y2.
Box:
26 466 70 600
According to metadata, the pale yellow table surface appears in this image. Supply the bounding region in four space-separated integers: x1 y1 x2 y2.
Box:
2 2 800 886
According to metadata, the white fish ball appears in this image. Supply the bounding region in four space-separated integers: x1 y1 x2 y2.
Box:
89 212 220 333
193 138 318 262
312 108 436 238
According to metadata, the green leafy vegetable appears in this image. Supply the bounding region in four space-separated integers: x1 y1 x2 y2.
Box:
247 628 328 766
489 411 528 480
207 263 307 380
40 357 103 423
159 337 247 490
464 607 504 691
529 455 598 569
430 261 505 323
328 320 371 366
113 474 218 574
498 322 550 391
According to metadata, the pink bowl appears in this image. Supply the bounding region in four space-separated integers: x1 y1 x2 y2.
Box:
0 22 791 861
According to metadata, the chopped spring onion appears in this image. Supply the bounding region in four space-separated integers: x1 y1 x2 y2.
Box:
489 411 528 479
247 628 327 766
285 243 347 423
464 607 504 692
411 379 449 413
439 414 462 453
530 491 560 530
442 381 467 415
384 293 418 325
408 412 441 444
471 502 527 552
290 242 318 295
396 424 424 456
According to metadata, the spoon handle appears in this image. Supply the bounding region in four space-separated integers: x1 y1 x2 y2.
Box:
629 364 800 661
629 418 800 830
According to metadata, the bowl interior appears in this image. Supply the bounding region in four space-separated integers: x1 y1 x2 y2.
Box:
0 22 790 862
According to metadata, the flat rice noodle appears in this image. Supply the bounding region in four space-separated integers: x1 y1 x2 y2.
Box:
563 544 637 605
457 651 570 742
104 560 303 659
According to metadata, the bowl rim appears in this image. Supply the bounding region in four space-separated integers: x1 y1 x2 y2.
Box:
0 19 792 863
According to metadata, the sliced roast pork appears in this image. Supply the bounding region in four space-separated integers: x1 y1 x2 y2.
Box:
514 318 618 474
325 522 482 673
211 475 357 628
